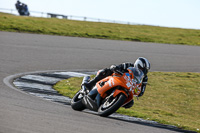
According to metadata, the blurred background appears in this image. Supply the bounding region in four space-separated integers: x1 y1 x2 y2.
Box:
0 0 200 29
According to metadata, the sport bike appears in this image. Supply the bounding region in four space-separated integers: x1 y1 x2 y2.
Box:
71 67 144 117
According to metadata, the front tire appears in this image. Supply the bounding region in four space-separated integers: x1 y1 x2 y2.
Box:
71 90 86 111
98 93 126 117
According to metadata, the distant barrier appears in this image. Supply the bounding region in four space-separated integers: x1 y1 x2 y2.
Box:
0 8 138 25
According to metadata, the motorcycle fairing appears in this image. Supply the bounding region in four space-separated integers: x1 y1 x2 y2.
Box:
96 73 134 104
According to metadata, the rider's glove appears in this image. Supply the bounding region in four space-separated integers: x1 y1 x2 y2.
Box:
110 65 117 72
121 62 134 70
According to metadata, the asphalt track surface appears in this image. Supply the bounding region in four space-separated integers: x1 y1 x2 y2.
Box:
0 31 199 133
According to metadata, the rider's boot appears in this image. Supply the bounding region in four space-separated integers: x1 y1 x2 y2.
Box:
83 76 101 91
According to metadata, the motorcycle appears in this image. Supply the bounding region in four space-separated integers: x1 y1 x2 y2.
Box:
71 67 144 117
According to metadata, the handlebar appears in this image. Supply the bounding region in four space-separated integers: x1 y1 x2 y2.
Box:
114 69 123 75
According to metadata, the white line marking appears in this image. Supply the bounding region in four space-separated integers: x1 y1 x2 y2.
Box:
53 72 90 77
13 81 55 91
21 75 62 83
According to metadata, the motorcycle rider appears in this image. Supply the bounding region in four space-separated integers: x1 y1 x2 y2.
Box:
83 57 150 108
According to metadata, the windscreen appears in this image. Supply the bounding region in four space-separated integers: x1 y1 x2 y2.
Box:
128 67 144 84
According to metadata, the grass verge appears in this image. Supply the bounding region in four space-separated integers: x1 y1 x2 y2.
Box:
0 12 200 46
53 72 200 132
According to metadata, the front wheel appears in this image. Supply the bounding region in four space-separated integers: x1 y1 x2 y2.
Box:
71 90 86 111
98 93 126 117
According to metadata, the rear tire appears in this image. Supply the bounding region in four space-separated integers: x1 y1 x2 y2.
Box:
98 93 126 117
71 90 86 111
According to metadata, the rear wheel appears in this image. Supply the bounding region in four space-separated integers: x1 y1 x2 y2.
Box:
98 93 126 117
71 90 86 111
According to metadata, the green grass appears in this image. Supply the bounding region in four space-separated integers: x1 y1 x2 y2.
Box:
53 72 200 132
0 12 200 46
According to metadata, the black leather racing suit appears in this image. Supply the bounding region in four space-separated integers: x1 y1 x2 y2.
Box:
87 63 148 108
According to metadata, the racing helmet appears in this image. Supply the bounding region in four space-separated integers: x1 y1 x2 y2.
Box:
134 57 150 75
